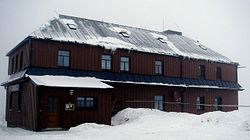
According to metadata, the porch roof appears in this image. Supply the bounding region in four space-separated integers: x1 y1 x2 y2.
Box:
29 75 113 89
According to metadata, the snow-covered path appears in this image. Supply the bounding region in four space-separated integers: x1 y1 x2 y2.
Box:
0 108 250 140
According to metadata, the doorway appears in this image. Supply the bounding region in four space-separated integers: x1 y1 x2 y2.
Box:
46 97 61 128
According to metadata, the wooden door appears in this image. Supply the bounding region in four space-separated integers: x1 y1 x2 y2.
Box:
47 97 61 128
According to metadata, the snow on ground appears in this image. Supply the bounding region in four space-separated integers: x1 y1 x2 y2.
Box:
0 108 250 140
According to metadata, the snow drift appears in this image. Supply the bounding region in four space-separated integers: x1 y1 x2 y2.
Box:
0 108 250 140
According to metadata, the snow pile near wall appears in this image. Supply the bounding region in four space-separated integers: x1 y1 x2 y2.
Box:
0 108 250 140
70 108 250 140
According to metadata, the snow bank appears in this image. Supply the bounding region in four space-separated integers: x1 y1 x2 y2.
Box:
0 108 250 140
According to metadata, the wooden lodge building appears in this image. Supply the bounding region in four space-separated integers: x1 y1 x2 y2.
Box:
1 15 242 131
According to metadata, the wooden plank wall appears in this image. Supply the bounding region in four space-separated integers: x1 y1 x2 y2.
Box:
109 83 238 115
39 87 112 129
110 83 183 113
182 59 237 82
183 88 238 114
31 40 102 71
6 81 37 130
8 42 30 75
30 39 237 82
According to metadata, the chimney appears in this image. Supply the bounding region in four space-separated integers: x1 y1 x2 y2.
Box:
163 30 182 36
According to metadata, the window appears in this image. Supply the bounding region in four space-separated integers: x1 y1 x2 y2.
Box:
20 51 23 70
86 97 94 108
214 97 222 111
15 54 19 72
154 96 164 111
48 97 58 113
77 97 96 110
101 55 111 70
216 67 222 80
120 57 129 72
11 57 14 73
18 92 21 111
199 65 205 79
77 97 85 109
196 96 205 111
155 61 163 74
58 50 70 67
9 92 13 110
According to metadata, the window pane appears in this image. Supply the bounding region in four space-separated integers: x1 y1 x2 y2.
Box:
106 61 111 69
120 62 124 71
102 55 111 60
154 96 163 111
155 61 163 74
125 63 129 71
101 60 106 69
58 50 70 67
64 57 69 67
58 56 63 66
77 97 85 107
86 97 94 107
64 51 70 56
121 57 129 62
101 55 111 70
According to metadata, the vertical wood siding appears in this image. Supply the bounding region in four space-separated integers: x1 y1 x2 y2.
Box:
6 81 37 130
183 88 238 114
109 83 238 115
8 42 30 75
182 59 237 81
39 87 112 129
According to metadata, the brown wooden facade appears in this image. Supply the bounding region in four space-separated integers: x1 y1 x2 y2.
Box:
4 38 239 131
8 39 237 81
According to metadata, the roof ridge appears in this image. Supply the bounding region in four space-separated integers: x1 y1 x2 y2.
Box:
58 14 167 35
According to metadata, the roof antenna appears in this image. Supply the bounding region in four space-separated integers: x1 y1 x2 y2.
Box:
54 10 59 19
162 18 165 31
174 23 181 31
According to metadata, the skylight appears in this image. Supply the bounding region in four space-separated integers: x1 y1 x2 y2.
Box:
150 33 168 44
61 18 77 30
109 27 131 38
120 31 129 38
194 41 207 50
67 24 77 30
157 37 167 43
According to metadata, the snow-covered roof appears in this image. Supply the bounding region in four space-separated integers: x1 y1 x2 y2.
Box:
25 14 235 64
1 70 27 86
29 75 113 89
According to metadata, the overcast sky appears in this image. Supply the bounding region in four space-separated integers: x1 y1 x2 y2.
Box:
0 0 250 121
